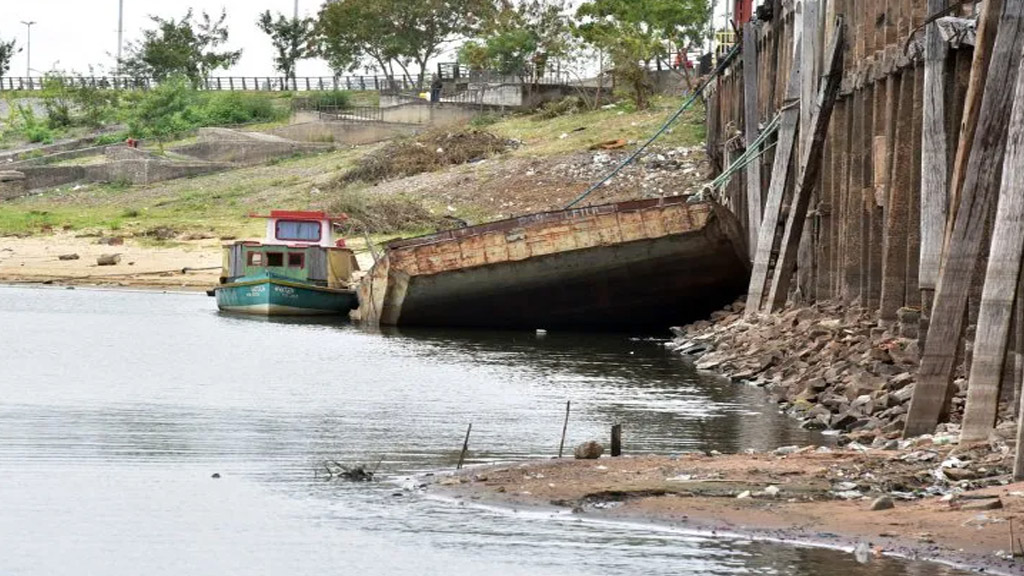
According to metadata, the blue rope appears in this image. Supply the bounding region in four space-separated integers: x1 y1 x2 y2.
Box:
565 44 743 209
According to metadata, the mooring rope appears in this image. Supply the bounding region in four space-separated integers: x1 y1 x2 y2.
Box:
706 110 784 195
564 43 743 209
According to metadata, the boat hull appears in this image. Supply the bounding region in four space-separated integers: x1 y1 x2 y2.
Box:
353 199 750 330
216 277 358 316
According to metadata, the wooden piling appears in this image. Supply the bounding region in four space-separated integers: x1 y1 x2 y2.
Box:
744 21 763 260
457 423 472 470
558 400 570 458
920 0 951 303
906 0 1024 438
611 424 622 457
766 19 845 312
961 42 1024 442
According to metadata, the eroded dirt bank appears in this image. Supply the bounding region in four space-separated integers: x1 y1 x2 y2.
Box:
431 447 1024 574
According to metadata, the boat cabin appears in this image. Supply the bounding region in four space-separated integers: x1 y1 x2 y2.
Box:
220 210 359 288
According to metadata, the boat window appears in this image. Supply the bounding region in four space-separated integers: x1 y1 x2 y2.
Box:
266 252 284 267
276 220 322 242
287 253 305 268
247 252 264 266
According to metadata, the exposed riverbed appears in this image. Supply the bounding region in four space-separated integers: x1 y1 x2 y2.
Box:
0 286 973 575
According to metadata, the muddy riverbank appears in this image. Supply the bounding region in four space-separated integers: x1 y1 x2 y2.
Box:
431 447 1024 575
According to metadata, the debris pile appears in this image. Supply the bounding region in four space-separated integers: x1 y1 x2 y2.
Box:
552 145 709 201
667 300 1018 449
339 129 515 185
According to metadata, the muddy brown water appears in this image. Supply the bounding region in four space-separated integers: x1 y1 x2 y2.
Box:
0 286 972 575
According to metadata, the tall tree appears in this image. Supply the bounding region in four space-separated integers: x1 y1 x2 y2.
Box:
257 11 315 89
458 0 574 82
120 9 242 85
0 35 20 77
574 0 709 109
316 0 489 89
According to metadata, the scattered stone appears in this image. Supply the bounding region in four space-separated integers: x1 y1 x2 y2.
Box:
870 496 895 511
961 498 1003 511
736 490 752 499
97 253 122 266
97 236 125 246
211 473 221 479
58 253 79 261
574 441 604 460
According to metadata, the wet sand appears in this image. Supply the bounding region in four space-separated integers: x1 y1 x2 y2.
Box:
430 450 1024 575
0 234 223 289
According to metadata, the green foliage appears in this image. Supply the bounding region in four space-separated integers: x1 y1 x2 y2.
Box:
38 73 122 130
0 34 19 77
16 106 55 144
200 92 285 126
305 90 352 109
120 9 242 85
326 186 443 234
458 1 574 81
125 79 288 140
575 0 710 109
257 11 315 84
316 0 490 89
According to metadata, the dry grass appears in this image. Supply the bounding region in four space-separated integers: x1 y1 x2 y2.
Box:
337 128 513 185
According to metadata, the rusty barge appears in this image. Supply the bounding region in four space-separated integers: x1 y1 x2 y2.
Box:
352 197 750 331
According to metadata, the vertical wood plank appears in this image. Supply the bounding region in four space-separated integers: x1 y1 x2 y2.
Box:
961 47 1024 442
746 40 804 314
767 20 845 312
920 0 951 299
906 0 1024 437
744 22 763 261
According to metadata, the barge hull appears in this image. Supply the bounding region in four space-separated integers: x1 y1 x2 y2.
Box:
355 199 749 330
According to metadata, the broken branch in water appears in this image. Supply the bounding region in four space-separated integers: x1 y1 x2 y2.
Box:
319 460 378 482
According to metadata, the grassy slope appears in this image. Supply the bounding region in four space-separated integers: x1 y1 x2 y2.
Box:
0 96 705 238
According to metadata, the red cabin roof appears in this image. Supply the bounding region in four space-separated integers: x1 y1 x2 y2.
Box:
248 210 349 222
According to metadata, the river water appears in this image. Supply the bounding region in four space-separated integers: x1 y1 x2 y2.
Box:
0 286 971 575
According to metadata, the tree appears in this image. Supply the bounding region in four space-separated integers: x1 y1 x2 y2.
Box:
120 9 242 85
257 11 315 89
316 0 489 89
0 35 21 77
574 0 709 109
457 0 574 83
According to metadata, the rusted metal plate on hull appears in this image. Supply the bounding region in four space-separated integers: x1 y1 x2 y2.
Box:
355 199 747 330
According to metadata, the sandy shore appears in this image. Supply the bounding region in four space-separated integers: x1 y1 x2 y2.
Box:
0 233 376 289
430 448 1024 574
0 234 223 289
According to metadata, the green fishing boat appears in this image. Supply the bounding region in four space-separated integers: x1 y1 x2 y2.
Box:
213 211 360 316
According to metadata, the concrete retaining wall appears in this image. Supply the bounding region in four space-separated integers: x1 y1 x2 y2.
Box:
170 140 333 165
8 159 231 196
269 121 419 145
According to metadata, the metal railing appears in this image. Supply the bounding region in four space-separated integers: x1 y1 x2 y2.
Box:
314 105 384 123
0 75 422 92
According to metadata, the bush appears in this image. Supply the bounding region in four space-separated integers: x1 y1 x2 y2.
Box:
197 92 286 126
16 105 54 144
305 90 352 109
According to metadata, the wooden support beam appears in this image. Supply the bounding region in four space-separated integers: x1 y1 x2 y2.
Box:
905 0 1024 438
743 22 763 261
920 0 951 298
745 39 803 315
907 63 925 308
961 47 1024 442
881 67 914 322
766 19 846 312
796 0 821 301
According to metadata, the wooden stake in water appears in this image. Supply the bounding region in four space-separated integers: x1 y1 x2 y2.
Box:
611 424 622 457
457 423 472 470
558 401 570 458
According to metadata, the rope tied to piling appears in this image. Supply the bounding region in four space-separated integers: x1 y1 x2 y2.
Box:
564 43 743 209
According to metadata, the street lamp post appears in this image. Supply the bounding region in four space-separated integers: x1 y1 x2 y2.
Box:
117 0 124 74
21 21 36 78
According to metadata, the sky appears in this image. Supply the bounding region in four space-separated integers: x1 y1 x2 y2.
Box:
1 0 739 79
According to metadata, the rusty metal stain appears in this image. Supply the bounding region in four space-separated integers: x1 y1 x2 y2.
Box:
617 211 645 242
458 234 488 268
641 209 667 238
595 213 623 245
482 231 508 264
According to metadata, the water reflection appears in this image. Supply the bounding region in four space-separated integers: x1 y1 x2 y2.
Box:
0 286 969 576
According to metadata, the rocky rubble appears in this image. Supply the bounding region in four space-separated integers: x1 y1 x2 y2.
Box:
667 300 1013 447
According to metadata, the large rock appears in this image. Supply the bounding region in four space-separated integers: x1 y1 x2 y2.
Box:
573 441 604 460
97 253 122 266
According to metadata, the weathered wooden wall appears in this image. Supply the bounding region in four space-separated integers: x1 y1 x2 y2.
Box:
705 0 1024 449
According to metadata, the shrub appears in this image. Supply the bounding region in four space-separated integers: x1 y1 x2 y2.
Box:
306 90 352 109
197 92 286 126
16 105 54 144
326 186 443 234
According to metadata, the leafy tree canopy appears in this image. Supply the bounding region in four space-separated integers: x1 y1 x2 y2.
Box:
120 9 242 85
458 0 574 81
316 0 490 89
574 0 709 109
257 11 316 84
0 35 21 77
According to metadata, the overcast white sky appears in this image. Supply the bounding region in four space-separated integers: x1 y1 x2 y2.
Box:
1 0 738 78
